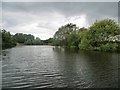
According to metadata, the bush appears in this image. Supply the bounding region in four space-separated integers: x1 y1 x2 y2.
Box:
100 43 118 51
78 38 93 50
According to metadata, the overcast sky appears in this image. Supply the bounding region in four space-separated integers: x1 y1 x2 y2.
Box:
2 2 118 40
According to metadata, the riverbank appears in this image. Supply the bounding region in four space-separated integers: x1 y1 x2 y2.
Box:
2 43 120 53
54 44 120 53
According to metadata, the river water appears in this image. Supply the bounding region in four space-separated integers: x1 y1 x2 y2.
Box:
2 45 119 89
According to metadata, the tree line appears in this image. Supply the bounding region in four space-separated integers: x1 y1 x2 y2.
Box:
1 29 53 49
1 19 120 51
53 19 120 51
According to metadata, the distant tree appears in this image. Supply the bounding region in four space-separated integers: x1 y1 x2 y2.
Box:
42 38 53 45
14 33 34 43
32 37 42 45
24 37 43 45
24 39 33 45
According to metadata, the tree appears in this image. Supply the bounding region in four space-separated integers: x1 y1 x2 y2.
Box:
33 37 42 45
2 29 16 49
53 19 120 51
14 33 34 43
42 38 53 45
78 29 93 50
24 39 33 45
89 19 120 47
53 23 79 46
66 30 80 48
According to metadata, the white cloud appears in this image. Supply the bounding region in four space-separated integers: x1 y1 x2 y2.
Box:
63 15 88 28
3 12 64 39
2 2 117 40
3 10 88 40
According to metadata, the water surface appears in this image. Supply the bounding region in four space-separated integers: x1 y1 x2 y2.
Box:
2 45 119 89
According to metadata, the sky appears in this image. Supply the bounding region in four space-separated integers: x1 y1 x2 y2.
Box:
2 2 118 40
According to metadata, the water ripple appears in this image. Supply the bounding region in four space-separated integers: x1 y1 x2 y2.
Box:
2 46 119 88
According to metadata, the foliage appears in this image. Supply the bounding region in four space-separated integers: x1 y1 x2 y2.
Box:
78 29 93 50
33 37 43 45
0 30 2 50
2 29 16 49
14 33 34 43
53 19 120 51
100 43 118 51
2 19 120 52
89 19 119 47
53 23 79 46
42 38 53 45
24 37 43 45
24 39 33 45
66 30 80 48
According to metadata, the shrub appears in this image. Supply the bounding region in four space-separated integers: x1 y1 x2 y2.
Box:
100 43 118 51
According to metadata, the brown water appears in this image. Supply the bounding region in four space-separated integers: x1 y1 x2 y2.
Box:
2 45 119 89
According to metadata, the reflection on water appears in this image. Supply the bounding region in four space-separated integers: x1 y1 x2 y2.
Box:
2 46 119 89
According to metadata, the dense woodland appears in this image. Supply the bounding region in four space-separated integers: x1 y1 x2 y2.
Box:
1 19 120 51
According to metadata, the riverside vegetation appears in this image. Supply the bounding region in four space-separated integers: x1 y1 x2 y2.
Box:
1 19 120 51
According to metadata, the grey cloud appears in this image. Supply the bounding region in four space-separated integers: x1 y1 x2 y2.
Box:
3 2 118 22
3 0 120 2
0 2 2 26
118 2 120 25
2 2 118 39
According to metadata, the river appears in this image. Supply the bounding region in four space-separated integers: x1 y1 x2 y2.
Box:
2 45 119 89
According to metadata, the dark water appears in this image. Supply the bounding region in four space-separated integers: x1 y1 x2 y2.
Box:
2 45 119 89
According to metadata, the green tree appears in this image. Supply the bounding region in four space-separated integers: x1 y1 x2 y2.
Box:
14 33 34 43
100 43 118 51
2 29 16 49
33 37 42 45
53 19 120 51
78 29 93 50
66 30 80 48
42 38 53 45
53 23 78 46
24 39 33 45
89 19 119 47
